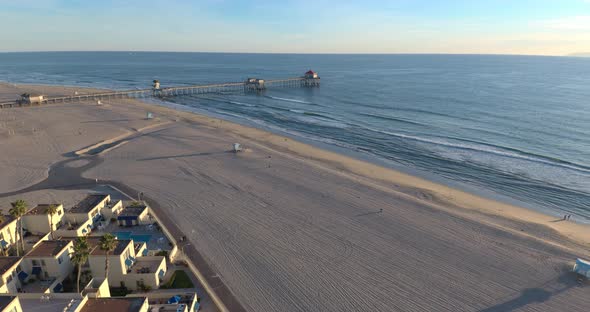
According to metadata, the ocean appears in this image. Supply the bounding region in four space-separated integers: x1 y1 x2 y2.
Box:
1 52 589 221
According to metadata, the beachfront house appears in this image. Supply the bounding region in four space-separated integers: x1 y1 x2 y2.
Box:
0 258 22 294
22 204 64 236
117 204 150 227
20 240 74 292
55 194 115 237
100 200 123 222
0 296 23 312
0 216 18 256
82 277 111 298
54 219 94 238
67 194 109 227
87 238 166 290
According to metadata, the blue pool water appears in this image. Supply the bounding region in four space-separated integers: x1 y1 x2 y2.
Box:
115 231 152 243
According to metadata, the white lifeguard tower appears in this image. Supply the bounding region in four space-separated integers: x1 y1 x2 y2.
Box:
232 143 243 153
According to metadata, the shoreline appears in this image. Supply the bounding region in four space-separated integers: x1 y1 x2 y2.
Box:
2 82 590 248
153 98 577 223
142 94 590 247
3 81 590 311
2 80 588 223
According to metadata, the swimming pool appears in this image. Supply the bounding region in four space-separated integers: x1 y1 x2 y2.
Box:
114 231 152 243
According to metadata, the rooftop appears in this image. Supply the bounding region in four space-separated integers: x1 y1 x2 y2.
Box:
70 194 108 214
87 237 132 256
0 215 16 229
26 240 71 257
119 206 147 217
0 257 20 275
26 204 60 216
0 296 17 311
20 297 83 312
80 298 147 312
130 257 164 275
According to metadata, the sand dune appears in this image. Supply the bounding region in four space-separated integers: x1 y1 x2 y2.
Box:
1 83 590 311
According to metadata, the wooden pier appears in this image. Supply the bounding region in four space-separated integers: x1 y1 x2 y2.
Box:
0 71 320 109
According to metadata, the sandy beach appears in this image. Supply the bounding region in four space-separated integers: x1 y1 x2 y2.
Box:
1 82 589 311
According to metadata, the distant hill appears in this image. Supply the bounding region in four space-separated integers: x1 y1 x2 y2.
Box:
569 53 590 57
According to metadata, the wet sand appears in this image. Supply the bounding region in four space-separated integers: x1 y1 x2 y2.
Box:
1 83 589 311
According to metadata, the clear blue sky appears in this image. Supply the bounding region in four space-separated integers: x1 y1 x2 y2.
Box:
1 0 589 55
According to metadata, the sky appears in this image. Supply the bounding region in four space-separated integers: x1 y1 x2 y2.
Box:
0 0 589 55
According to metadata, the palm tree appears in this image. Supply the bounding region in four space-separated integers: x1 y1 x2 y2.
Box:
45 205 58 240
72 237 90 293
9 200 27 256
99 233 116 279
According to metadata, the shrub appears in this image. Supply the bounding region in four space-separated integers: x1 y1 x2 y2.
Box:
155 250 168 257
110 287 130 297
139 283 152 292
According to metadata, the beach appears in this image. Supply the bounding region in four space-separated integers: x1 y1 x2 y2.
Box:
1 82 590 311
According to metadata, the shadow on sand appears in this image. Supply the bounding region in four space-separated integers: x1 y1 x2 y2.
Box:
80 118 132 123
479 271 581 312
137 151 231 161
354 210 383 217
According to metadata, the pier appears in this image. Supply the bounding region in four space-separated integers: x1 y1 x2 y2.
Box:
0 71 320 109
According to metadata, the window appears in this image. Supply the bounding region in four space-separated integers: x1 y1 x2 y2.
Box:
58 256 63 264
32 260 39 266
16 266 21 273
6 275 12 284
41 260 46 266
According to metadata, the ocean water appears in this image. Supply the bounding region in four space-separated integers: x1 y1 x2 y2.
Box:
1 52 589 220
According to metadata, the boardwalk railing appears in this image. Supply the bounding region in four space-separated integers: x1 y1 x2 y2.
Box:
0 75 320 109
